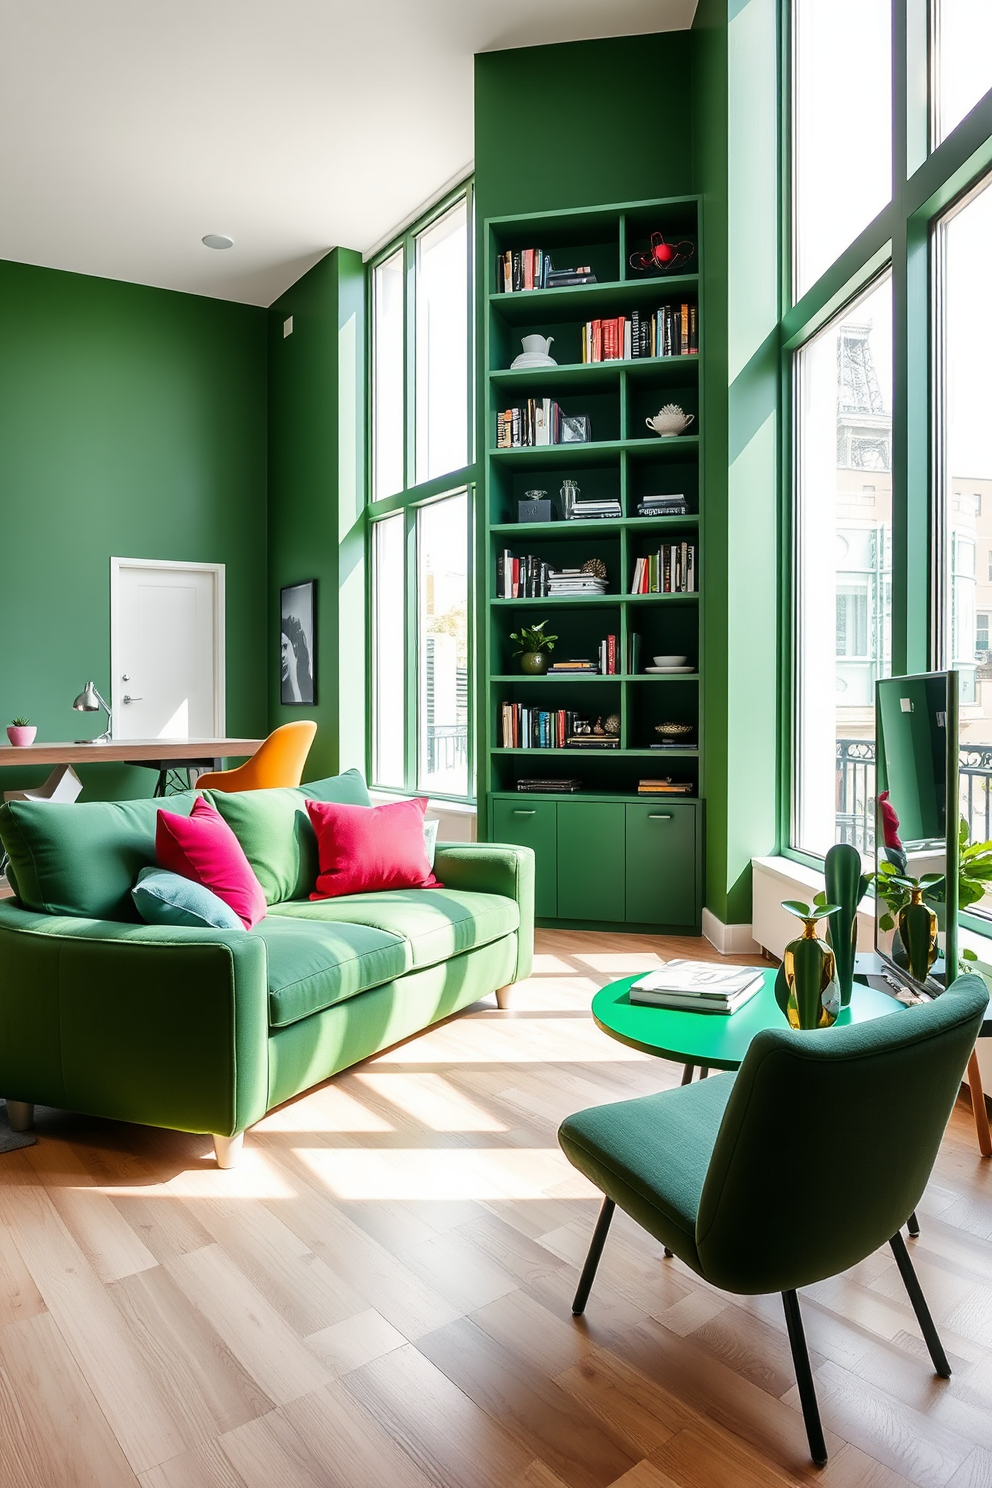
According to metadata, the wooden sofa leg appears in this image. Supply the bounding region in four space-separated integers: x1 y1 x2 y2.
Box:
213 1133 244 1169
495 984 513 1010
6 1101 34 1132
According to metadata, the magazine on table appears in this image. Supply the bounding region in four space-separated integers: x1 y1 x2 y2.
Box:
629 960 764 1015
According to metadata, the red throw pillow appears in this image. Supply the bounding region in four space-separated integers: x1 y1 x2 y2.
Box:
156 795 267 929
307 796 442 899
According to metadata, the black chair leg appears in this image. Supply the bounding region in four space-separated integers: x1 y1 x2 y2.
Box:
571 1197 615 1315
782 1290 827 1467
907 1210 920 1237
889 1231 950 1377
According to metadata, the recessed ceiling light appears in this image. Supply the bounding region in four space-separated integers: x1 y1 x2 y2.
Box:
202 234 234 250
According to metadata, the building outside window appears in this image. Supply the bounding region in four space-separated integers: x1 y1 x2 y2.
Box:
793 274 893 859
369 187 475 801
936 175 992 903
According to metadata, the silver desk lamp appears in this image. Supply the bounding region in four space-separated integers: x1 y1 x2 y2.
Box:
73 682 112 743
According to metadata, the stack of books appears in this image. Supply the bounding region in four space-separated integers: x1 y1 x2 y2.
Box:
497 552 549 598
547 658 600 677
548 567 608 596
637 494 688 518
567 732 619 748
629 961 764 1015
496 400 563 448
501 706 591 749
567 497 622 521
516 778 582 793
496 252 596 293
579 305 698 361
637 778 693 795
630 544 697 594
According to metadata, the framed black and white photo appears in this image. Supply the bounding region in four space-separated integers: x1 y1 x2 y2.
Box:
280 581 316 705
560 413 591 444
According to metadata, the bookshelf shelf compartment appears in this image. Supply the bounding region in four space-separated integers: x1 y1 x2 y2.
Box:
489 274 699 324
482 194 704 931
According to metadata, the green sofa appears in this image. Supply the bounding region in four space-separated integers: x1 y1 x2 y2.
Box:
0 770 534 1166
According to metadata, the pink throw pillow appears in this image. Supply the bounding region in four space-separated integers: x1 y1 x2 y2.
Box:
307 796 442 899
156 796 267 929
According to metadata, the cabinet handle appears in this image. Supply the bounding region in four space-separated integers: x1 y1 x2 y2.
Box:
512 809 536 815
648 813 673 820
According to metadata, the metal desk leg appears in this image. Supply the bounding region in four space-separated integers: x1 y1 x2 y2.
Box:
680 1064 696 1086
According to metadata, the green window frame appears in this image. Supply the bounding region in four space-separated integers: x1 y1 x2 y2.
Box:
366 182 478 803
783 1 992 873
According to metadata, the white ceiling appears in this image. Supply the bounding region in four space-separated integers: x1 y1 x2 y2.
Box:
0 0 697 307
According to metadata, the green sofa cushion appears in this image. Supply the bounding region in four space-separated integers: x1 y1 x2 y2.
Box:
207 769 371 905
0 792 198 921
250 914 407 1029
268 887 519 972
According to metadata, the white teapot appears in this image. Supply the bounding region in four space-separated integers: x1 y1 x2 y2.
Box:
645 403 695 437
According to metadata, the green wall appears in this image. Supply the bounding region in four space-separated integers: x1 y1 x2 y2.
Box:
267 249 366 781
475 34 694 223
0 260 268 800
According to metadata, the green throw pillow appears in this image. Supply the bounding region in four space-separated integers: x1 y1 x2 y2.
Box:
131 867 244 930
0 792 198 920
207 769 371 904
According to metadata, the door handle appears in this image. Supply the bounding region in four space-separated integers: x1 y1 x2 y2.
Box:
512 809 536 815
648 813 673 820
122 695 143 704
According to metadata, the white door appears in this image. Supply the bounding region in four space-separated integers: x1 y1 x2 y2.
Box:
111 559 225 740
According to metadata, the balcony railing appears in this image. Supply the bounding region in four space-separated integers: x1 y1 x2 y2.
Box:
426 724 469 775
837 737 992 855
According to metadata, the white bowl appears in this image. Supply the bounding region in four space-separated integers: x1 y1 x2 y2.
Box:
653 654 687 667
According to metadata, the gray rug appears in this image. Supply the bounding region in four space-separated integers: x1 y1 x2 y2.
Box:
0 1100 37 1153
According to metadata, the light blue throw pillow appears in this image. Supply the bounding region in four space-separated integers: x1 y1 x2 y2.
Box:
132 867 244 930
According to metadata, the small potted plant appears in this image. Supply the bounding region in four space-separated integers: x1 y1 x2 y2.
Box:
510 620 558 675
7 717 37 747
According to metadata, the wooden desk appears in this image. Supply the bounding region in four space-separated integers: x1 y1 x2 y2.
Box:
0 738 265 799
0 738 263 768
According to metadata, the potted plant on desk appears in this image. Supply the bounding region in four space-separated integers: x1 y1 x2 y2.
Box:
6 717 36 747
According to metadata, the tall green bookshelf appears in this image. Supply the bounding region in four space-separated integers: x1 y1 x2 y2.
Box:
480 196 704 930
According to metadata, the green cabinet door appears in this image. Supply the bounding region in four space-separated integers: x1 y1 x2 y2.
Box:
557 801 626 922
624 802 699 926
492 798 558 918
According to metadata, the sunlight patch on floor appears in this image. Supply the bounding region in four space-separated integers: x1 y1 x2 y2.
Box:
352 1072 508 1132
254 1086 394 1133
295 1144 599 1201
163 1148 298 1199
571 951 667 974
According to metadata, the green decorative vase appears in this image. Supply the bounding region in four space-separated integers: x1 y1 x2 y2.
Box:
775 915 840 1030
823 843 869 1007
520 651 550 675
898 889 938 983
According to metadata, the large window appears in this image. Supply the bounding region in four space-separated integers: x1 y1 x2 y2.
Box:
368 187 475 800
794 274 893 858
937 177 992 905
792 0 892 301
788 0 992 877
933 0 992 146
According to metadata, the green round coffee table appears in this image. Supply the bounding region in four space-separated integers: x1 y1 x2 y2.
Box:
592 968 902 1081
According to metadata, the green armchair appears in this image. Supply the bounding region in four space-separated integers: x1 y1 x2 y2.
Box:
558 971 989 1467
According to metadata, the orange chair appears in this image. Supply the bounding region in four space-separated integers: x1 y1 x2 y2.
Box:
194 721 317 792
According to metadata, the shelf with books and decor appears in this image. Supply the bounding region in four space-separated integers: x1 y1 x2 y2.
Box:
480 196 704 930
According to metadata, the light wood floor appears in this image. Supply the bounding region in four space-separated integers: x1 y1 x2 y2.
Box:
1 928 990 1488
